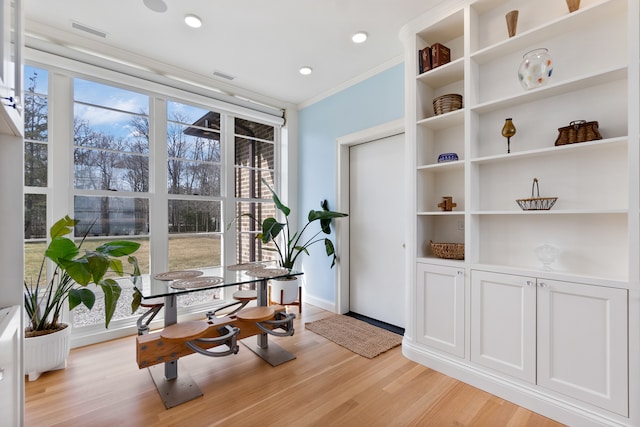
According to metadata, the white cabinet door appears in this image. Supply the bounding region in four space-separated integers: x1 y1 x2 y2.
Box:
0 306 22 426
416 263 465 357
537 279 628 416
470 271 536 382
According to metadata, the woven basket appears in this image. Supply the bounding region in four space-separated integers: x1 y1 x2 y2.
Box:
516 178 558 211
433 94 463 115
430 240 465 260
554 120 602 146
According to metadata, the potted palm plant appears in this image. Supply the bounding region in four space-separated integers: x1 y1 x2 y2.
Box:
23 215 141 380
237 180 348 303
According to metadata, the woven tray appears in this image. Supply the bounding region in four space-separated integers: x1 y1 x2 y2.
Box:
433 94 462 115
430 240 464 260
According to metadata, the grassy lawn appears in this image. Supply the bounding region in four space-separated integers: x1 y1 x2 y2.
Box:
25 235 226 326
24 235 222 282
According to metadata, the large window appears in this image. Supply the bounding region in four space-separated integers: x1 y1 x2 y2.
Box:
167 101 222 273
23 66 49 287
234 118 277 264
23 66 48 239
23 61 283 339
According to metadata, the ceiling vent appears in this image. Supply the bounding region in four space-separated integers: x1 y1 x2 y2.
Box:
213 70 235 81
71 21 107 38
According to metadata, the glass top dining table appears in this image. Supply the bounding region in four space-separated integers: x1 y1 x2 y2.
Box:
136 265 301 301
134 264 302 408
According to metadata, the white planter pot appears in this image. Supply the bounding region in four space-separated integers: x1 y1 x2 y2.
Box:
269 276 300 304
24 323 71 381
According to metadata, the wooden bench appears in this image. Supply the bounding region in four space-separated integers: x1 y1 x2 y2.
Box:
136 305 287 369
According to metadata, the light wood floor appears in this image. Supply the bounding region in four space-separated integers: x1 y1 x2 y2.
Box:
25 304 564 427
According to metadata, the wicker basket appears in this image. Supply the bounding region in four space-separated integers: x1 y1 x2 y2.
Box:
516 178 558 210
554 120 602 146
433 94 463 115
430 240 465 260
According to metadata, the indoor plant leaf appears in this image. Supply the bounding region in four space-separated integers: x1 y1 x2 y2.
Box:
261 217 285 243
68 287 96 311
99 279 122 328
96 240 141 257
45 237 79 264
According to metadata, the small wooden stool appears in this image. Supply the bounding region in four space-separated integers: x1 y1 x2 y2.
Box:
237 306 276 323
232 289 257 304
160 321 209 341
208 289 257 319
268 285 302 314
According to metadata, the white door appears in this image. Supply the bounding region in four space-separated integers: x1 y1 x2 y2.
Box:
349 132 405 327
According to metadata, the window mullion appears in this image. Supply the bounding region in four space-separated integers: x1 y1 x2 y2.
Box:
222 114 236 267
49 71 74 223
149 97 168 274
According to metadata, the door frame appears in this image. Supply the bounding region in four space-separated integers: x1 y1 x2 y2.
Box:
334 118 404 314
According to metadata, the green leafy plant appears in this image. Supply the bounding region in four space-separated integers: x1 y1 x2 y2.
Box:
24 216 141 335
234 179 348 269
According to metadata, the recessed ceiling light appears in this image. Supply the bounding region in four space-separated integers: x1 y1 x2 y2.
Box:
352 31 368 43
299 66 313 75
184 14 202 28
143 0 167 13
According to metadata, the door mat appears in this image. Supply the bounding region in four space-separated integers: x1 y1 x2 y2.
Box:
304 314 403 359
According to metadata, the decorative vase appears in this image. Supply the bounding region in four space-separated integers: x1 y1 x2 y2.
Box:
505 10 518 38
517 48 553 90
535 243 559 271
24 323 72 381
566 0 580 13
501 118 516 153
269 276 300 305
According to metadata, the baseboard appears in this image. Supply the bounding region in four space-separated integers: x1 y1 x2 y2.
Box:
303 293 336 312
401 339 632 427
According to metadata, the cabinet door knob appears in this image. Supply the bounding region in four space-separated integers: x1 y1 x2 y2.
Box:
526 281 535 287
538 282 548 288
457 270 463 276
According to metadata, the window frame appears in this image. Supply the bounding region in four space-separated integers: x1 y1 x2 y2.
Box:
24 50 285 347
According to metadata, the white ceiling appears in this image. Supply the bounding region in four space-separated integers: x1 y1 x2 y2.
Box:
24 0 444 106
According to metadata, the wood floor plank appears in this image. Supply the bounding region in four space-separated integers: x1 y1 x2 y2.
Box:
24 304 565 427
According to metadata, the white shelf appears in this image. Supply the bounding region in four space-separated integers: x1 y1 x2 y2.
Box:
417 159 464 171
470 0 626 64
417 57 464 87
417 107 464 130
470 136 628 164
469 262 629 290
418 211 464 216
472 66 627 114
417 256 465 266
470 209 627 215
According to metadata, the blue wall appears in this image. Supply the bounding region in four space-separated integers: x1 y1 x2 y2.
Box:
297 62 404 306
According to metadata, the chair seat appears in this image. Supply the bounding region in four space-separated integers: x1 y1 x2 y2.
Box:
232 289 257 301
236 306 275 322
140 297 165 308
160 321 209 341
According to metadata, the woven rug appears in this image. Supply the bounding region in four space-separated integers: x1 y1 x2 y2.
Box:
305 314 403 358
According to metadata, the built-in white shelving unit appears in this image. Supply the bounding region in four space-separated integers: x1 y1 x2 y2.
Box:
401 0 639 425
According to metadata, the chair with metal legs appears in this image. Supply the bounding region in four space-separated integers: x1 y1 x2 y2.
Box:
206 289 258 319
136 297 164 335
